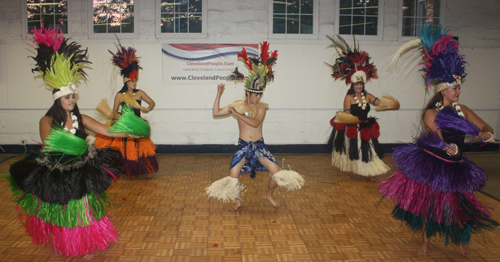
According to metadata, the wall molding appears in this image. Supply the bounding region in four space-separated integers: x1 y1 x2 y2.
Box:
1 143 497 155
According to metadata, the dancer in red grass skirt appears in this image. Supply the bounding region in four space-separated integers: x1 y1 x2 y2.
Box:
326 35 399 179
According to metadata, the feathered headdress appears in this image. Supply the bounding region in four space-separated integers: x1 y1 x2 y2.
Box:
26 23 91 100
325 35 378 85
389 23 467 92
109 39 142 83
230 42 278 93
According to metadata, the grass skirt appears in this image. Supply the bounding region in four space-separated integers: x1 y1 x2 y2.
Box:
329 118 389 177
94 133 158 178
7 147 121 257
379 143 498 245
331 149 389 177
9 147 120 205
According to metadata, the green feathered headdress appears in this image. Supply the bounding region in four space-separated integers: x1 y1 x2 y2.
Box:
27 24 91 100
44 53 80 88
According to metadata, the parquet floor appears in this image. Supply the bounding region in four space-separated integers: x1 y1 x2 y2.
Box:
1 154 500 262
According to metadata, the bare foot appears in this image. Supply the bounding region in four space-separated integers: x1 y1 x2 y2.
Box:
82 253 95 261
417 247 428 256
229 202 241 212
370 177 377 182
458 243 470 256
265 193 280 208
418 238 429 256
146 173 154 179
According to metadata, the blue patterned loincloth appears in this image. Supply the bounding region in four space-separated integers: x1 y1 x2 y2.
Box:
230 138 278 178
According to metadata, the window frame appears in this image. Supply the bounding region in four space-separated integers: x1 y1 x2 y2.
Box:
398 0 446 40
88 0 140 39
155 0 207 39
268 0 319 40
22 0 71 39
334 0 384 41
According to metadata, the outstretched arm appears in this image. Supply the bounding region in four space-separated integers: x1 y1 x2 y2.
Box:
213 83 231 117
366 93 381 106
461 104 494 141
82 115 139 138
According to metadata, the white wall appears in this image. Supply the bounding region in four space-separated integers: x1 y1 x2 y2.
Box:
1 0 499 146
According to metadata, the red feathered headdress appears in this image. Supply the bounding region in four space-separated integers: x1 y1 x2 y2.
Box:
230 42 278 93
325 35 378 85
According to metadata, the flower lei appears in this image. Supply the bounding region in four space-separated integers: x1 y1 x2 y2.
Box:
354 94 367 110
62 112 79 134
435 102 464 117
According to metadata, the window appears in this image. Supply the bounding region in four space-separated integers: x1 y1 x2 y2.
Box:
26 0 68 34
156 0 206 38
401 0 442 37
272 0 314 34
92 0 135 34
269 0 318 39
338 0 379 36
159 0 202 33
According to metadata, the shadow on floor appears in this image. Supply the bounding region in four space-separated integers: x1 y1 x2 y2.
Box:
464 151 500 201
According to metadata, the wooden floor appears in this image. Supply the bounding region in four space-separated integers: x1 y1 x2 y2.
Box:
1 154 500 262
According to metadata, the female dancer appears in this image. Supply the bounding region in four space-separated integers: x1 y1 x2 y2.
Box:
326 35 398 179
379 23 498 256
9 25 137 260
94 44 158 178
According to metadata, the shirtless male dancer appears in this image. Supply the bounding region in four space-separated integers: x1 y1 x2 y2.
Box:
212 83 281 211
206 42 303 211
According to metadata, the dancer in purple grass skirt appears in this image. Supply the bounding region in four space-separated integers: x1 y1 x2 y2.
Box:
379 23 498 257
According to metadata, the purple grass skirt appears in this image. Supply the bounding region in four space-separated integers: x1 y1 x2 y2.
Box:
391 144 487 193
379 143 498 245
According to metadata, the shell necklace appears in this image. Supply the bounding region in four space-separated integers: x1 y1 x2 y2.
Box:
62 112 79 134
354 94 367 110
435 102 464 117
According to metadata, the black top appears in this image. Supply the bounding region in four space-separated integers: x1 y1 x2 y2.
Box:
350 103 370 121
74 129 87 140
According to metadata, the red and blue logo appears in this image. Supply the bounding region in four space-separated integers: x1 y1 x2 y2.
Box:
162 44 259 61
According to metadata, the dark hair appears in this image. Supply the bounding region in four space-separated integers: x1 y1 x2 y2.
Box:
45 91 86 135
421 92 443 121
117 81 139 94
346 82 367 96
245 90 263 97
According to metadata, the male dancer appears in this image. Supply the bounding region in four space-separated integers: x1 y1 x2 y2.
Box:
206 42 304 211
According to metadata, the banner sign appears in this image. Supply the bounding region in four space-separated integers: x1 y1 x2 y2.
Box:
162 44 258 85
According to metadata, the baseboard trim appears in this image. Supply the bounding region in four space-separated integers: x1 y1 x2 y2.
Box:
1 143 498 155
